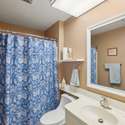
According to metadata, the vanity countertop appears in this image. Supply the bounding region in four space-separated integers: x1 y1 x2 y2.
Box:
62 85 125 125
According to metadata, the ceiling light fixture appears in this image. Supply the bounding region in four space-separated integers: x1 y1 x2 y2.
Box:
49 0 105 17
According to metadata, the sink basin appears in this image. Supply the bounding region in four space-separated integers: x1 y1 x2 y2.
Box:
81 105 118 125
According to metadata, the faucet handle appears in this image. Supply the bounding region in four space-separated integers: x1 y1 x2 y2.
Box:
101 96 107 99
101 96 109 103
100 96 112 110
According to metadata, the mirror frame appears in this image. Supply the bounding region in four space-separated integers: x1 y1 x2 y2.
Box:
87 12 125 97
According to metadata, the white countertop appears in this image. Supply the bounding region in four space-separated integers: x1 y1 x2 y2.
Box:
61 85 125 125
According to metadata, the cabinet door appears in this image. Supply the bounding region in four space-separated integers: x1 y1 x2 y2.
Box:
65 110 87 125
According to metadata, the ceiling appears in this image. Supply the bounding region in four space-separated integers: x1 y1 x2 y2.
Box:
0 0 71 31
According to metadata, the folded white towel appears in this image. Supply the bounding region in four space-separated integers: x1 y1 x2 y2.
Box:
105 64 121 84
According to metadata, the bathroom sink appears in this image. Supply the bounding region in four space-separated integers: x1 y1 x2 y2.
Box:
81 105 118 125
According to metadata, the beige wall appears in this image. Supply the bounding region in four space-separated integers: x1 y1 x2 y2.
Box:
92 27 125 90
64 0 125 102
0 22 44 36
45 21 64 60
45 21 84 85
45 21 65 81
45 22 60 40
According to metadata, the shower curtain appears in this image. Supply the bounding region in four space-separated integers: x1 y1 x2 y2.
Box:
91 48 97 84
0 33 59 125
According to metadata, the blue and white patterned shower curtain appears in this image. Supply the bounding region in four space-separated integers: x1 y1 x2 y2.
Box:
0 33 59 125
91 48 97 84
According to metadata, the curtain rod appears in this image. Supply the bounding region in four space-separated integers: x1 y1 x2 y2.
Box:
0 29 56 41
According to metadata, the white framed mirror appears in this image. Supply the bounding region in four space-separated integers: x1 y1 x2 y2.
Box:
87 12 125 97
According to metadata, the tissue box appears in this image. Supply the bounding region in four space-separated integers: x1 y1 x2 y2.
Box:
62 47 72 60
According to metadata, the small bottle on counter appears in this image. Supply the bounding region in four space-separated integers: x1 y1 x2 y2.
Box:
61 78 66 89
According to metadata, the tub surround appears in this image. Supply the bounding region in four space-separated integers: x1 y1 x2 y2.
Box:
61 85 125 125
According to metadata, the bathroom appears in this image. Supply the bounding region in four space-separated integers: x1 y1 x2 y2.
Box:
0 0 125 125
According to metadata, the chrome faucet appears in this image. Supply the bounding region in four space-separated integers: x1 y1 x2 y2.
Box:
100 96 112 110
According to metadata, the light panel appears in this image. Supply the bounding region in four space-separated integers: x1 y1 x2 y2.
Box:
50 0 105 17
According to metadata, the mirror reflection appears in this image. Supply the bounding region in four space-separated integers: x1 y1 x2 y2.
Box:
91 18 125 90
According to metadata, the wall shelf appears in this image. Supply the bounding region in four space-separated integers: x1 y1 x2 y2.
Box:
59 59 84 63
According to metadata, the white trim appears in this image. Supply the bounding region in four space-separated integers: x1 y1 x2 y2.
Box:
88 84 125 97
88 12 125 30
86 12 125 97
87 28 91 85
